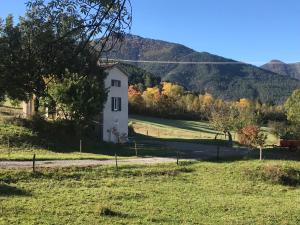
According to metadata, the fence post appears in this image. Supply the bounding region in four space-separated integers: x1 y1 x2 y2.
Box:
115 153 118 171
32 154 36 173
80 139 82 153
146 130 148 136
7 137 10 159
176 152 179 165
134 141 138 157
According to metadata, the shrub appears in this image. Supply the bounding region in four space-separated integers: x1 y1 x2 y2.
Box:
247 164 300 186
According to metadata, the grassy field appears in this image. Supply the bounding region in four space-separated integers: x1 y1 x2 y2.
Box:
130 115 278 145
0 113 280 160
1 160 300 224
0 143 176 161
0 116 176 160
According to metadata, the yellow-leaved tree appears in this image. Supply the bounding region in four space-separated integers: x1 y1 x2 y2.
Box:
142 87 161 108
162 82 184 97
237 98 251 108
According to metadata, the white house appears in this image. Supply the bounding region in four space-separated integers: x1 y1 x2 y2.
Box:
22 64 129 144
101 64 129 143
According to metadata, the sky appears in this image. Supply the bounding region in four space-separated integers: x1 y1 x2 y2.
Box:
1 0 299 65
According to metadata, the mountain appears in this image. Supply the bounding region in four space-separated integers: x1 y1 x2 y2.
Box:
261 60 300 80
103 34 300 104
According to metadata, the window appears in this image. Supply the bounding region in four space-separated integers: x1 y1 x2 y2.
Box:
111 79 121 87
111 97 121 111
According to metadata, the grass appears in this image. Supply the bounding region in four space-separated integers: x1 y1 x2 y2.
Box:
0 160 300 224
0 147 116 161
130 115 278 146
0 113 282 160
130 114 221 140
0 116 176 160
0 142 176 161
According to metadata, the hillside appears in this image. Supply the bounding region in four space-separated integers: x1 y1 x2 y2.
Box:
104 34 300 104
261 60 300 80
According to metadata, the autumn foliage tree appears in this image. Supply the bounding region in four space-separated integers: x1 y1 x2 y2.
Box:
142 87 161 109
128 85 144 112
237 98 252 108
238 125 267 160
127 80 285 123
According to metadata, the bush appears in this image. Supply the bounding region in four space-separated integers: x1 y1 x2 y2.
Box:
268 121 287 138
269 121 300 140
0 116 94 150
255 165 300 186
0 122 40 148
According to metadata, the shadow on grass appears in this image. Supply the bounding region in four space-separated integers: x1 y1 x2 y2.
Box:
0 184 31 196
133 133 234 146
199 148 300 163
130 115 219 135
2 117 300 162
99 207 130 218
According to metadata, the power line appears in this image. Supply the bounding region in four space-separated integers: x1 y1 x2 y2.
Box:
101 58 299 65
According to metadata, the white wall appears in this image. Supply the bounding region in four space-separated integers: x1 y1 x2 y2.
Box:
22 99 35 118
102 67 128 143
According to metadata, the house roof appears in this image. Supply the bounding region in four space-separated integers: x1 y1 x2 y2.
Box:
99 62 129 77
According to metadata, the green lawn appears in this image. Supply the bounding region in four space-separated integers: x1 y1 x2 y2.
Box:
0 146 117 161
0 118 175 160
0 114 280 160
130 115 220 139
130 115 278 145
0 142 176 161
1 160 299 224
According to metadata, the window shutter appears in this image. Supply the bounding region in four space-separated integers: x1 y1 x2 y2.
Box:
118 98 121 111
111 97 114 111
118 80 121 87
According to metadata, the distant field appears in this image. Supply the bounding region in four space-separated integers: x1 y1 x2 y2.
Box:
1 160 299 224
130 115 223 140
130 115 278 145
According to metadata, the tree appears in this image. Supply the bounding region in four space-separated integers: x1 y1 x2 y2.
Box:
284 89 300 124
237 98 251 108
268 121 288 139
142 87 161 109
47 71 107 124
128 85 144 112
210 104 257 146
201 93 214 106
210 106 236 146
0 15 31 101
237 125 267 160
162 82 184 98
0 0 132 113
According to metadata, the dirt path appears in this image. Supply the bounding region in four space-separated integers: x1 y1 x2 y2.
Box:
0 141 250 168
0 157 182 169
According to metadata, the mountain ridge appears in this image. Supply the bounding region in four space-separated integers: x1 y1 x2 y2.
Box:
261 60 300 80
103 34 300 104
